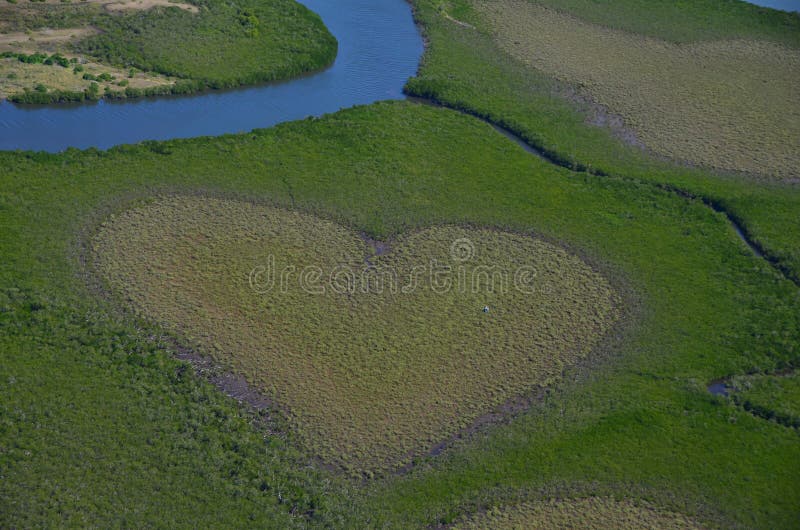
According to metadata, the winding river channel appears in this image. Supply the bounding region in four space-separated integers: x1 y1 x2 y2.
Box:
1 0 797 152
0 0 423 152
0 0 795 288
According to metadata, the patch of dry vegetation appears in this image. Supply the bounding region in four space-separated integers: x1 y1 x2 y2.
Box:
454 497 704 529
92 196 619 473
0 27 98 51
474 0 800 179
103 0 198 13
0 0 335 101
1 0 197 13
0 56 173 99
0 0 184 99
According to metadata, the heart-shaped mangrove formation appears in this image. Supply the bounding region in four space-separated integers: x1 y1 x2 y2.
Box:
92 196 619 472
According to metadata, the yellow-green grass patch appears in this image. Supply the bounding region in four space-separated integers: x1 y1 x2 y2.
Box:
98 0 198 13
0 56 174 99
0 0 197 13
0 28 98 51
92 195 619 473
473 0 800 180
454 497 704 529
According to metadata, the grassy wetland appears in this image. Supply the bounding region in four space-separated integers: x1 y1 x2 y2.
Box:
406 0 800 282
1 0 799 528
475 0 800 179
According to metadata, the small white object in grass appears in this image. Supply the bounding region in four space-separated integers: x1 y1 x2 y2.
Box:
483 306 489 313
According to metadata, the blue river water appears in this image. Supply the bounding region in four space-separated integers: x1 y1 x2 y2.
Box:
745 0 800 11
0 0 795 152
0 0 424 152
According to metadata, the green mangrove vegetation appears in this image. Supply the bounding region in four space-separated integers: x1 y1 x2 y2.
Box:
0 102 798 527
731 370 800 428
1 0 799 528
405 0 800 283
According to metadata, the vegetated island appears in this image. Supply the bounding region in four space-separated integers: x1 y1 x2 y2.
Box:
0 0 337 103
